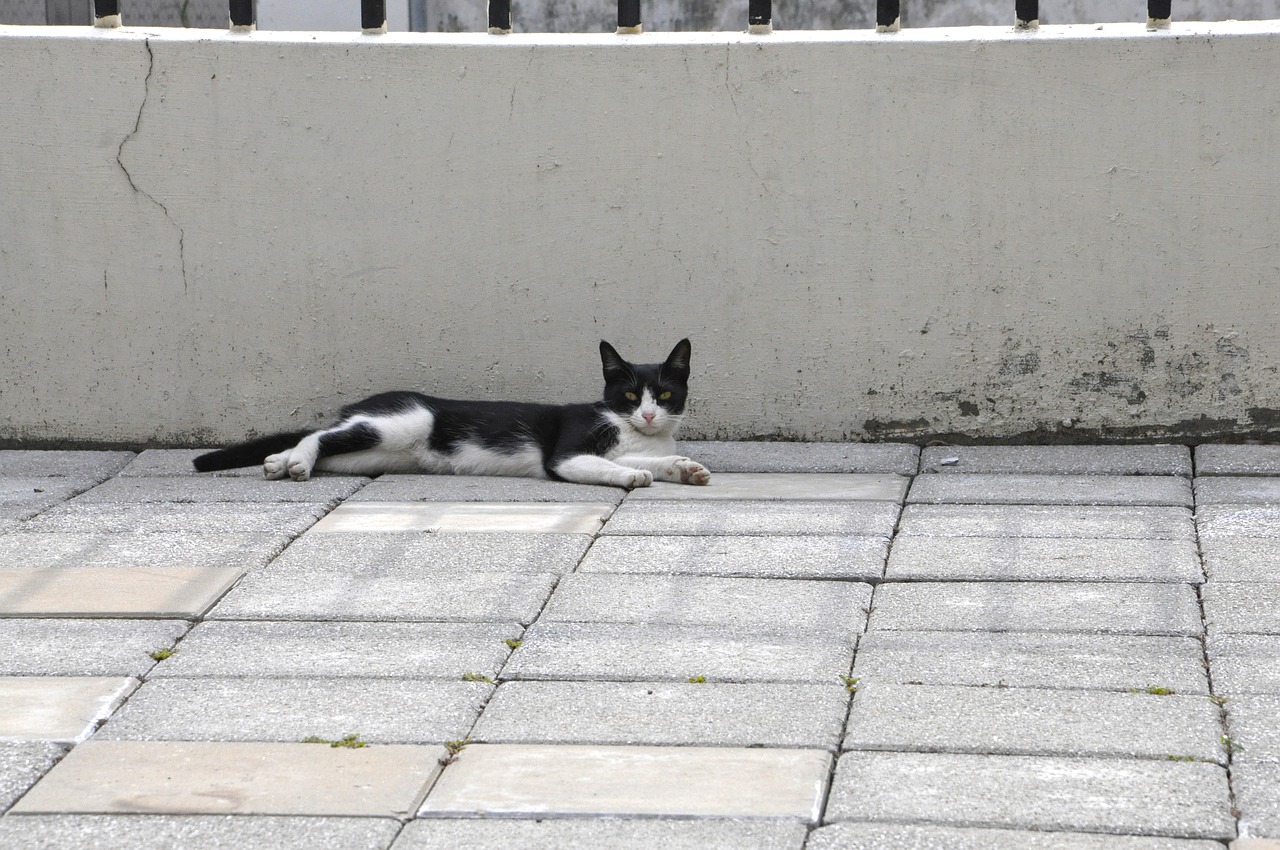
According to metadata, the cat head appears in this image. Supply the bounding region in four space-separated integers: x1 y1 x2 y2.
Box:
599 339 692 437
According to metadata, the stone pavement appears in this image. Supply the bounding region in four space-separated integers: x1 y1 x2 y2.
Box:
0 443 1278 848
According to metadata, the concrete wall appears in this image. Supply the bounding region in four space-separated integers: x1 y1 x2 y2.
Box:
1 22 1278 446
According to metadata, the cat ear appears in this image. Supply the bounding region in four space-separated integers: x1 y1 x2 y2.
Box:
664 338 692 376
600 341 630 379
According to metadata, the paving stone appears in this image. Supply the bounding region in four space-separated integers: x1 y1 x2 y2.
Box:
870 581 1203 636
503 621 854 684
0 619 188 676
601 500 900 537
1195 477 1280 506
842 683 1225 763
395 818 808 850
11 740 443 816
578 535 887 580
0 451 134 479
208 563 556 623
1197 506 1280 540
268 531 590 575
419 743 831 820
807 823 1226 850
541 574 870 638
350 475 624 504
920 445 1193 477
0 478 100 511
678 441 919 475
1234 763 1280 839
885 536 1202 583
0 567 243 618
0 506 38 531
0 741 67 812
118 448 273 477
1196 445 1280 477
1208 634 1280 694
851 631 1209 694
98 678 490 744
0 677 139 743
908 474 1193 507
626 473 908 502
0 815 402 850
22 502 331 535
151 621 520 679
1232 841 1280 850
825 751 1234 839
1200 539 1280 582
898 504 1196 540
0 531 288 571
1224 695 1280 763
72 476 368 504
472 681 848 749
1203 583 1280 635
310 502 612 533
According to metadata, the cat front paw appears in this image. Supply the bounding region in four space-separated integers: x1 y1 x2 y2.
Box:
618 469 654 489
675 459 711 486
263 453 289 480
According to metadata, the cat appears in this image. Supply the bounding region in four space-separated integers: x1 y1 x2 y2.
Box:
192 339 711 489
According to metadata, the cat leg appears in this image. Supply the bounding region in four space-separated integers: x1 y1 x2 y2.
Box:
614 455 711 485
273 421 382 481
553 455 653 489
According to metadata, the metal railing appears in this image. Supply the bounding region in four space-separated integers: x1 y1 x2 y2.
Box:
90 0 1181 35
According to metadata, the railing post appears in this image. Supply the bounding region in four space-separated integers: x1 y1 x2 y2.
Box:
228 0 255 31
93 0 121 28
748 0 771 34
1148 0 1171 28
875 0 898 32
488 0 511 34
362 0 387 33
617 0 641 34
1015 0 1037 29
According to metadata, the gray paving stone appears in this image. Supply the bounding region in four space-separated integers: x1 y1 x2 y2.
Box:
1197 505 1280 540
350 475 624 504
11 740 443 816
0 506 38 531
0 741 67 812
151 621 520 679
503 621 854 684
1196 445 1280 477
118 448 273 477
1208 634 1280 694
898 504 1196 540
311 502 612 534
852 631 1210 694
541 574 871 638
269 531 590 575
0 619 189 676
885 536 1202 583
1235 762 1280 839
1196 477 1280 506
1225 695 1280 763
578 535 887 580
72 476 368 504
207 563 556 624
807 823 1226 850
22 502 331 535
842 683 1225 763
627 473 908 502
0 478 100 511
419 743 831 820
0 815 402 850
98 678 491 744
908 474 1193 507
395 818 808 850
1203 583 1280 635
678 441 919 474
0 677 139 743
0 531 288 571
825 751 1234 839
0 567 243 618
1201 539 1280 582
920 445 1193 477
870 581 1203 636
601 500 900 537
0 451 134 479
472 681 848 749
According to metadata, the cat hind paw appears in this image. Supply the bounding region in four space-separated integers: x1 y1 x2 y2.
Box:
263 453 289 480
287 459 313 481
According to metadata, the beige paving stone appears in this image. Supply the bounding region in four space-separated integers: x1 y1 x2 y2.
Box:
419 743 831 820
0 677 138 743
310 502 612 533
627 473 908 502
1231 840 1280 850
11 740 444 816
0 567 243 618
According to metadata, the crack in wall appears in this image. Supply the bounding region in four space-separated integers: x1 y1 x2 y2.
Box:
115 37 188 291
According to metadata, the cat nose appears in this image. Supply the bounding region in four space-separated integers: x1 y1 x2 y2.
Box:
642 412 656 423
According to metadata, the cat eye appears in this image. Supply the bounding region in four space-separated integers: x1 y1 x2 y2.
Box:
658 391 672 400
624 392 639 401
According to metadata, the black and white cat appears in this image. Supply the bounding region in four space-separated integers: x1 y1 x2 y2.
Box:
193 339 711 489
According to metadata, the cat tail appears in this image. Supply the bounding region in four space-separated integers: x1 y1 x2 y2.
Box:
192 430 313 472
